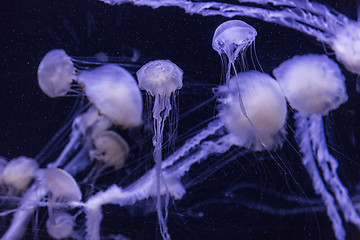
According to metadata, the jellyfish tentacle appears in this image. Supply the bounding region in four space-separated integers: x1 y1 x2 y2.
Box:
309 114 360 229
294 113 345 240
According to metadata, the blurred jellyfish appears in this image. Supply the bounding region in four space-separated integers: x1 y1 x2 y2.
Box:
78 64 143 128
46 211 75 240
37 49 75 98
136 59 183 240
273 54 355 240
103 0 360 75
2 156 38 196
217 71 287 151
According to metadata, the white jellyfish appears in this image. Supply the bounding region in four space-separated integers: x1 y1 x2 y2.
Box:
218 70 287 151
212 20 257 78
273 54 356 240
46 211 75 240
136 59 183 240
37 49 75 98
78 64 143 128
2 156 39 195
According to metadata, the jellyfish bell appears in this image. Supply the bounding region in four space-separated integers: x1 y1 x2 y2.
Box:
46 211 75 240
89 130 129 169
273 54 348 115
2 156 39 194
331 21 360 75
78 64 143 129
212 20 257 64
137 59 183 97
35 167 82 203
37 49 75 98
217 71 287 151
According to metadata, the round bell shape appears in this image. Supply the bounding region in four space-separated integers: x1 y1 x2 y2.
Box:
273 54 348 115
137 60 183 97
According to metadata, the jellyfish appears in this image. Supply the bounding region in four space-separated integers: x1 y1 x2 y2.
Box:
2 168 82 240
46 211 75 240
217 70 287 151
78 64 143 129
136 59 183 240
1 156 39 195
82 69 288 240
273 54 355 240
212 20 257 78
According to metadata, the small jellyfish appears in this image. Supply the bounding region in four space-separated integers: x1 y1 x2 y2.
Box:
2 156 39 195
273 54 348 115
84 130 129 189
78 64 143 128
217 70 287 151
46 211 75 240
136 59 183 240
37 49 74 98
212 20 257 74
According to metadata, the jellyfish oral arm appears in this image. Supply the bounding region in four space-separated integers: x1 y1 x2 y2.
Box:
2 186 47 240
308 115 360 227
295 113 345 240
295 113 360 240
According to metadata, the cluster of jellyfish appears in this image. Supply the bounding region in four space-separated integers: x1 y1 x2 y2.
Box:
1 0 360 239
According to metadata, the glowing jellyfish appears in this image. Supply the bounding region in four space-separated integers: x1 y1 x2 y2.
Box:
48 106 112 173
273 54 357 240
136 59 183 240
78 64 143 128
212 20 257 76
2 156 38 195
46 211 75 240
37 49 75 98
85 130 129 188
273 54 348 115
217 71 287 151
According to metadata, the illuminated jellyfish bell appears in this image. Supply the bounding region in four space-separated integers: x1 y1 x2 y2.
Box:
212 20 257 74
2 156 39 194
46 211 75 240
78 64 143 128
217 70 287 151
273 54 348 115
89 130 129 170
136 59 183 240
84 130 129 185
37 49 75 98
